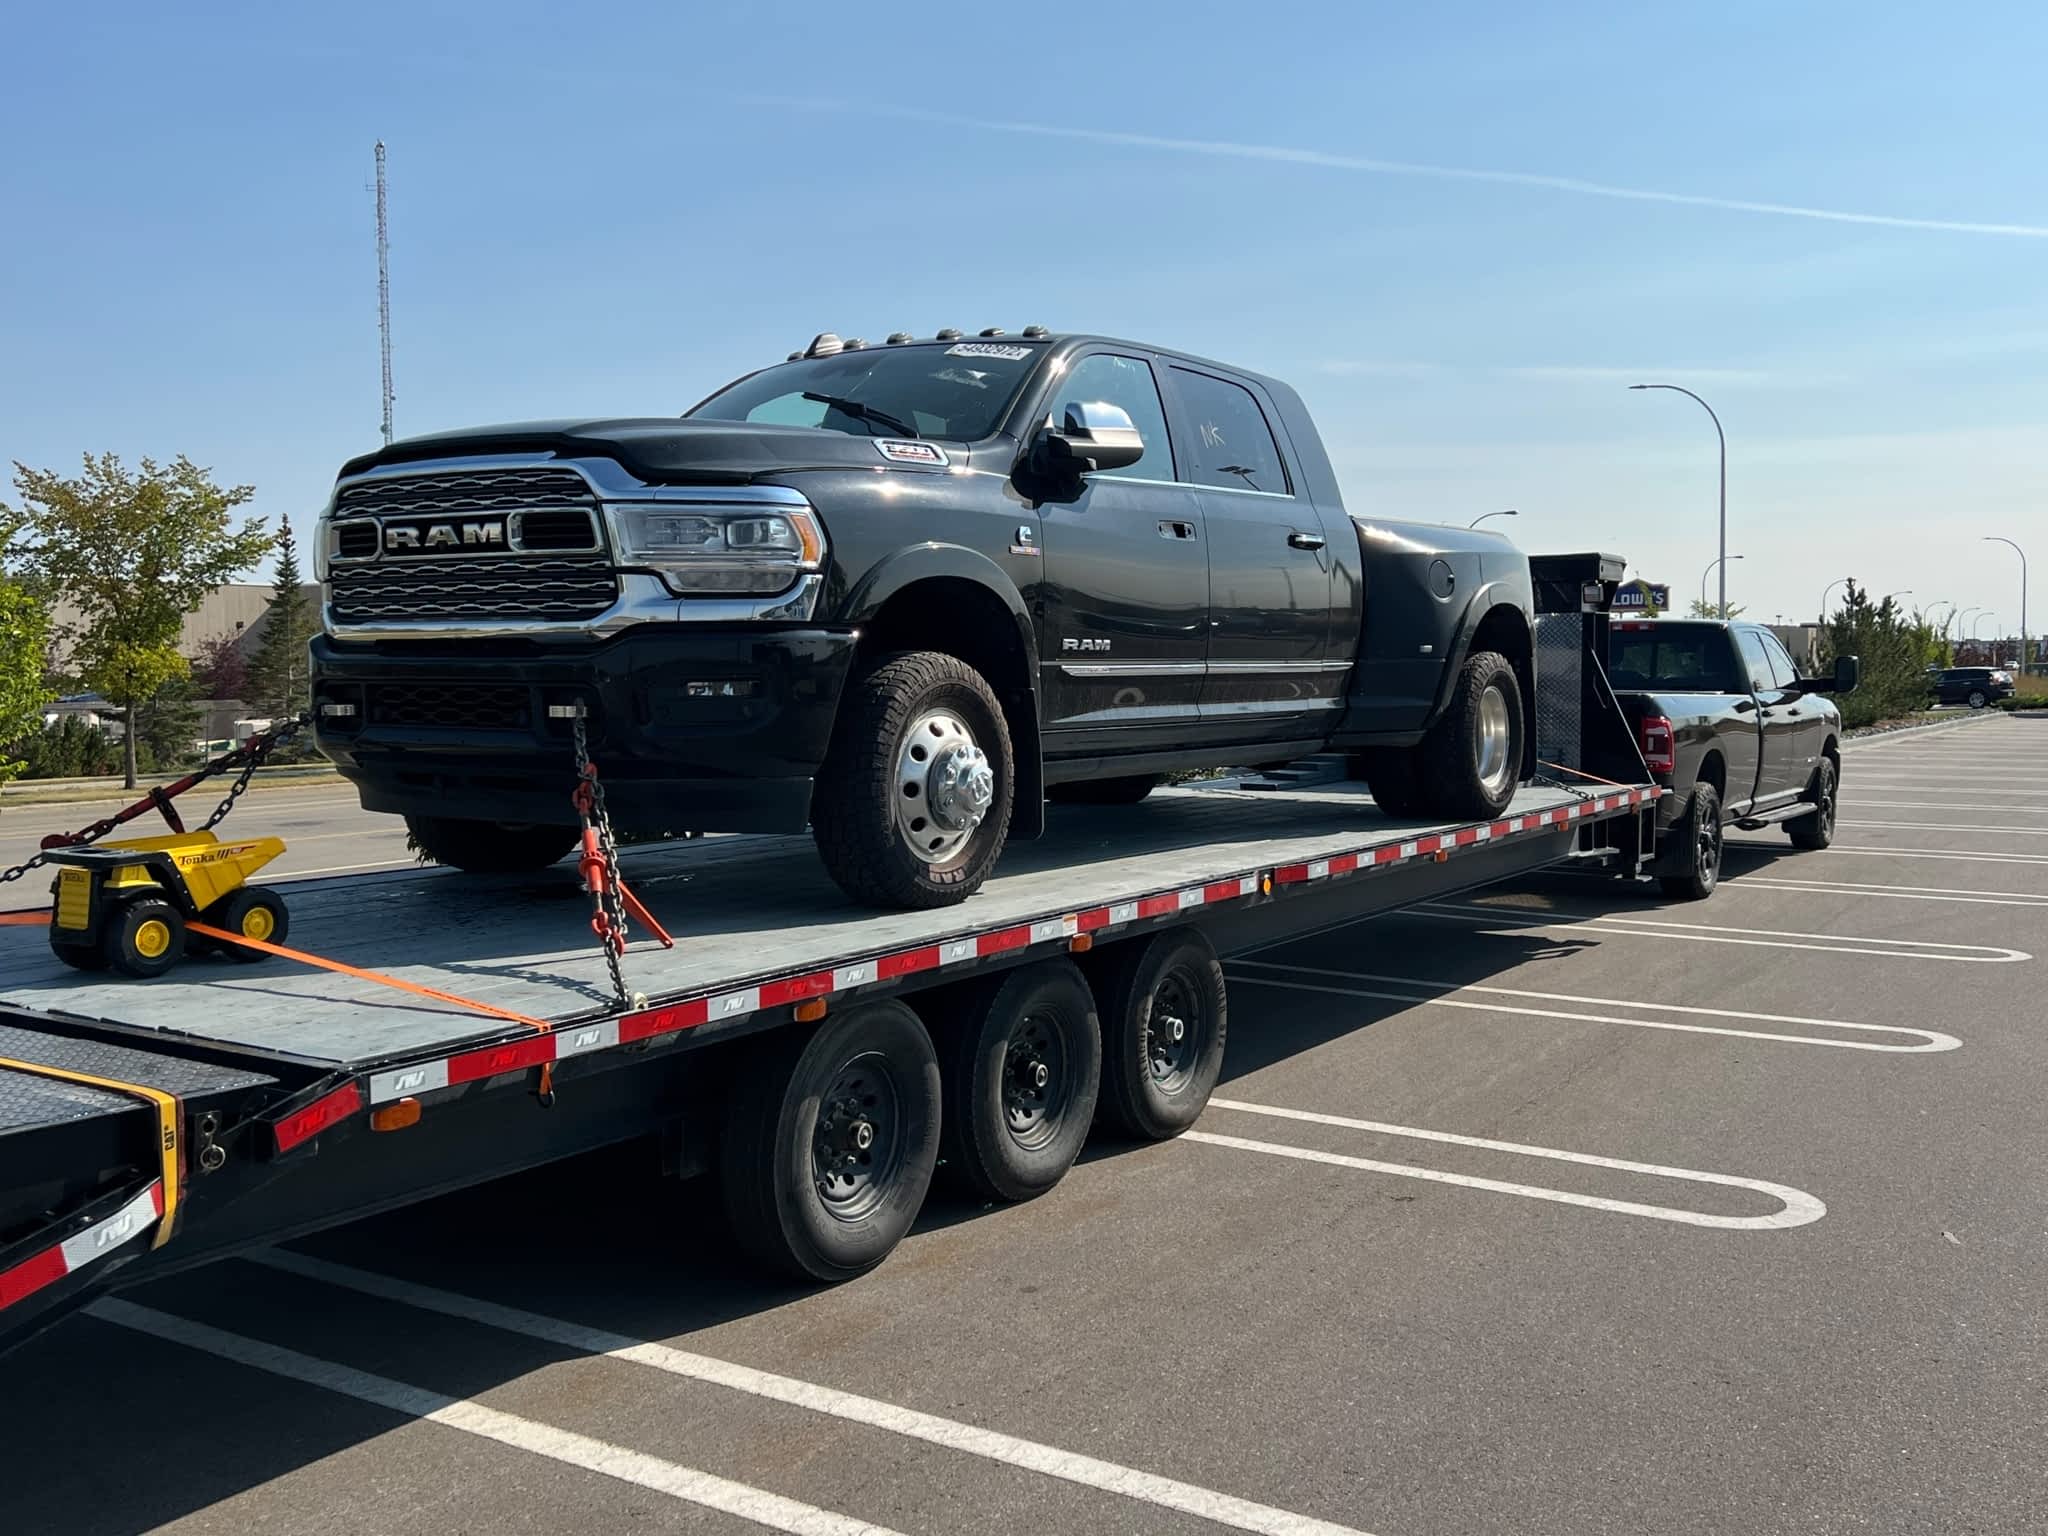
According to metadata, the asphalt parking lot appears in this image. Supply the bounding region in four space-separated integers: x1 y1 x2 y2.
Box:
4 716 2042 1536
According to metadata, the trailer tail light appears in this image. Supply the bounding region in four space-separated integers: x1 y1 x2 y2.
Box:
1639 715 1676 775
273 1081 363 1153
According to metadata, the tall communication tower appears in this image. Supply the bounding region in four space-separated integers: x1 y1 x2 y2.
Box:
374 140 394 445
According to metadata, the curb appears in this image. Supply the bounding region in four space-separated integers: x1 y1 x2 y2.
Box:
1840 712 2010 751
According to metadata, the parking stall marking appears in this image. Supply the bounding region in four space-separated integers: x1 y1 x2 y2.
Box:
1723 875 2048 909
1192 1102 1826 1230
1815 846 2048 867
1845 800 2048 814
245 1251 1384 1536
1411 902 2032 962
91 1299 910 1536
1227 962 1959 1052
1838 820 2048 836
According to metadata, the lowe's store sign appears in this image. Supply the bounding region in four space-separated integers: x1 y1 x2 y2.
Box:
1611 581 1670 612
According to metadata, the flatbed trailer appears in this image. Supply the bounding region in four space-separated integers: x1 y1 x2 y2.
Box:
0 554 1657 1356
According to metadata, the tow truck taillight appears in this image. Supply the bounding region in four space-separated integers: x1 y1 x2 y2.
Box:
1640 715 1676 775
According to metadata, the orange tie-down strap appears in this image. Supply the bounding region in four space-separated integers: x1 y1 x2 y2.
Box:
1 910 51 926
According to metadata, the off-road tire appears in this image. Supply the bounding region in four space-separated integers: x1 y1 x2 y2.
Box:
1659 781 1723 901
812 651 1014 909
404 816 579 874
1357 750 1431 819
1789 757 1838 851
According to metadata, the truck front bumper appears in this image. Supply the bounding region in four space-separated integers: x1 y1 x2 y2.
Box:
310 627 858 835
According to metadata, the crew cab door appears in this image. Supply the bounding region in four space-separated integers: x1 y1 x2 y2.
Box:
1162 364 1337 740
1032 351 1210 745
1757 628 1824 792
1735 627 1805 806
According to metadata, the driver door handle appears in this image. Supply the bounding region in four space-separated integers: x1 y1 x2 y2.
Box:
1287 531 1326 551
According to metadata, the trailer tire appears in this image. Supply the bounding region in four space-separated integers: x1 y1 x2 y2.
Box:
719 1000 941 1283
1419 650 1524 819
1788 756 1838 851
107 897 186 978
1658 781 1723 901
812 651 1014 910
936 960 1101 1203
206 887 290 961
1096 928 1228 1141
1357 750 1430 819
404 815 579 874
1047 775 1159 807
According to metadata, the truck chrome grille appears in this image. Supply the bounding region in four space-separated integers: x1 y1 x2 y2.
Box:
328 555 619 624
334 467 595 519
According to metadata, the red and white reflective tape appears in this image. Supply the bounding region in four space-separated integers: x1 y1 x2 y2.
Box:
363 792 1656 1107
0 1182 163 1313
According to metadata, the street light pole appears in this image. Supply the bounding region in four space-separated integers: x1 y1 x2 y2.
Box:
1632 383 1727 614
1983 536 2029 672
1819 576 1852 624
1469 509 1519 529
1701 554 1743 616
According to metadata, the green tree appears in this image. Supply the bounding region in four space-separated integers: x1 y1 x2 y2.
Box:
6 454 270 787
247 517 315 722
1687 598 1749 619
1820 580 1933 728
0 509 54 782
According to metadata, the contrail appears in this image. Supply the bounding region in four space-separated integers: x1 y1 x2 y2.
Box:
747 97 2048 240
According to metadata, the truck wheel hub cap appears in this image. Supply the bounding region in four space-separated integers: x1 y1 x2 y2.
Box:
898 709 993 862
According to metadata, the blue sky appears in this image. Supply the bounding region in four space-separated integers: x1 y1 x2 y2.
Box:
3 1 2043 631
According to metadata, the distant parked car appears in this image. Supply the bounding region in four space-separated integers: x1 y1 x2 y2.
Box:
1933 666 2014 709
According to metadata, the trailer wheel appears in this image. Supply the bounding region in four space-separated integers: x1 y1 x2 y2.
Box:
719 1000 941 1283
1356 750 1430 819
107 897 187 978
1788 757 1838 851
936 960 1102 1203
1096 929 1228 1141
1047 775 1159 807
1658 781 1723 901
206 887 290 961
812 651 1014 910
404 816 579 874
1420 650 1524 819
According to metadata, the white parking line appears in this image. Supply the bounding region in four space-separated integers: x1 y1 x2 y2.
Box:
1846 800 2048 813
1227 962 1959 1052
248 1251 1380 1536
1822 846 2048 866
91 1299 908 1536
1840 820 2048 836
1726 875 2048 909
1194 1101 1826 1230
1411 902 2031 962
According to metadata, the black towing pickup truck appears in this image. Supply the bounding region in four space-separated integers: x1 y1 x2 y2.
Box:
1607 618 1859 899
313 327 1539 909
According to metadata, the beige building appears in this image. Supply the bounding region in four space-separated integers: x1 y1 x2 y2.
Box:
47 583 321 670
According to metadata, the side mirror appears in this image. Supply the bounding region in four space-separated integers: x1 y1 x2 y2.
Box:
1029 400 1146 476
1801 655 1859 693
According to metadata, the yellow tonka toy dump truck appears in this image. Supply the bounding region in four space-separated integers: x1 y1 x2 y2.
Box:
45 831 290 978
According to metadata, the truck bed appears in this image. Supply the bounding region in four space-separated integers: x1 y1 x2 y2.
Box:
0 780 1634 1073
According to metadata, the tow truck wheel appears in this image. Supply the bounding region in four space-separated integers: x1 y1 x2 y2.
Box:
1419 650 1524 820
935 959 1102 1203
108 898 187 978
812 651 1015 910
719 1000 941 1283
1095 928 1228 1141
1658 781 1723 901
1789 757 1838 851
403 815 580 874
206 887 290 962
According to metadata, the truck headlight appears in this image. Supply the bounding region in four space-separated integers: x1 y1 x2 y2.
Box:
606 504 826 596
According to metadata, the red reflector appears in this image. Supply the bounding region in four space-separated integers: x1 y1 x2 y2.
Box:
0 1245 69 1311
273 1081 363 1153
1640 714 1676 775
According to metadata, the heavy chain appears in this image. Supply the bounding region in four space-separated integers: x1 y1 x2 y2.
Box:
572 713 633 1009
2 714 310 888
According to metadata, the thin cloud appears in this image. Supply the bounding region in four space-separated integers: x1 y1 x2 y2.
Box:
744 97 2048 240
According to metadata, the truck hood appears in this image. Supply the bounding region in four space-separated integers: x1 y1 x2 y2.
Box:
337 418 976 485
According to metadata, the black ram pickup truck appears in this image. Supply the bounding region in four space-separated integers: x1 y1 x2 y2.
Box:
312 329 1537 909
1607 618 1859 899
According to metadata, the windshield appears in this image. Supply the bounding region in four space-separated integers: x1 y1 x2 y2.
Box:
688 344 1042 442
1607 626 1744 693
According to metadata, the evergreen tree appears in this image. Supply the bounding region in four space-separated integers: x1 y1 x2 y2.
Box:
249 518 315 721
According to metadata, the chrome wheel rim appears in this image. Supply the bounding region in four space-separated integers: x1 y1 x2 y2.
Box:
895 707 994 865
1475 685 1514 797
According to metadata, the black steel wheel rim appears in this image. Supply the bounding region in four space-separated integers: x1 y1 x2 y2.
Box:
1698 814 1721 887
811 1052 903 1222
1819 771 1837 835
1003 1011 1069 1151
1147 967 1204 1093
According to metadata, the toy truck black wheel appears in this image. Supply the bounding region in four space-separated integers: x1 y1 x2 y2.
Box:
1047 775 1159 806
719 999 941 1283
1659 781 1723 901
1789 757 1838 851
1419 650 1524 820
107 898 186 978
812 651 1015 910
1355 750 1430 819
204 887 289 962
934 959 1102 1203
49 933 109 971
404 816 580 874
1094 928 1228 1141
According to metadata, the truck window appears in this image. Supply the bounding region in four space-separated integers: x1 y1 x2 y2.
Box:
1735 630 1778 693
1171 369 1291 495
1607 627 1744 692
688 345 1039 442
1053 354 1176 481
1758 631 1802 687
